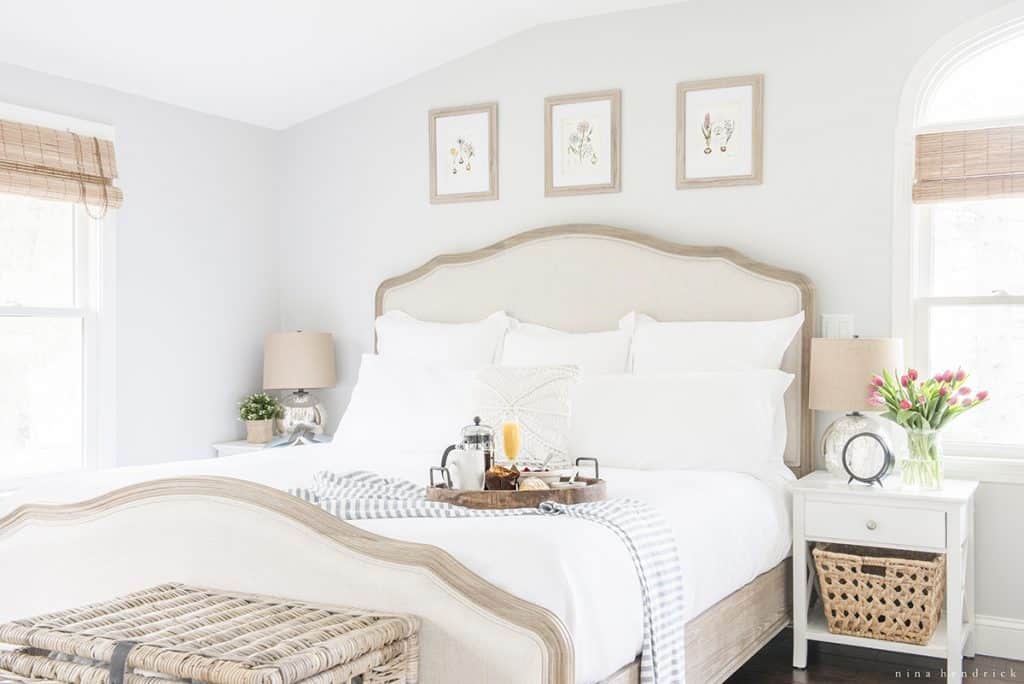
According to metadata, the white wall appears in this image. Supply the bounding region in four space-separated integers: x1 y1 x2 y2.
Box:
0 63 279 466
276 0 1024 640
277 0 1004 413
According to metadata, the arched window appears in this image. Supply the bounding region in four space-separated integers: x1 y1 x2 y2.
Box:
907 22 1024 455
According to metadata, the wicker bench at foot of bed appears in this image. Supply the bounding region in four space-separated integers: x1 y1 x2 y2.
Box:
0 583 419 684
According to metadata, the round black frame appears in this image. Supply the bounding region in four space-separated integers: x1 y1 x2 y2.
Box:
841 431 894 487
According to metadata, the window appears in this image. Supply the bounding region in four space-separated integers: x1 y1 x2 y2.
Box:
0 195 100 480
906 25 1024 458
0 105 119 485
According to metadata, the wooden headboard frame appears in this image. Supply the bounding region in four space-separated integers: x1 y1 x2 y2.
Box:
375 225 815 476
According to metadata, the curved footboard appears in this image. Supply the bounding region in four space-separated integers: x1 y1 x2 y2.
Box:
0 477 574 684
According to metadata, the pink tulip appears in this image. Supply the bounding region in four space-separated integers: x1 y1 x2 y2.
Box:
962 398 974 407
918 395 926 404
900 375 909 387
871 375 884 387
868 392 886 407
908 369 919 381
899 399 912 410
959 386 971 395
933 373 944 383
943 370 954 382
956 368 966 382
938 385 949 397
948 396 958 406
977 390 989 401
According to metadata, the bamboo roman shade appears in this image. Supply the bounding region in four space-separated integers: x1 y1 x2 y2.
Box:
0 118 123 213
913 125 1024 203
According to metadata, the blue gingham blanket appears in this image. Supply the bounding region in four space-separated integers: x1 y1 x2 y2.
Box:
291 470 685 683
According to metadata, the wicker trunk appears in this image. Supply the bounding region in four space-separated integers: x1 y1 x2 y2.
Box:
0 584 419 684
813 543 946 645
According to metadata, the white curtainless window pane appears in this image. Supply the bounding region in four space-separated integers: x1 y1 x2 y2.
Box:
929 304 1024 446
922 32 1024 125
0 195 76 308
929 199 1024 297
0 316 83 478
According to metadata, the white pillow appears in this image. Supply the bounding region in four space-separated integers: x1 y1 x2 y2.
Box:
568 370 793 475
625 311 804 373
472 365 579 468
500 322 631 374
334 354 476 465
374 310 510 368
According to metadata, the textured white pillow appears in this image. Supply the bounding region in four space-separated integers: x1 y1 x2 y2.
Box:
374 310 510 368
568 370 793 475
625 311 804 373
500 322 631 374
334 354 476 465
472 365 580 468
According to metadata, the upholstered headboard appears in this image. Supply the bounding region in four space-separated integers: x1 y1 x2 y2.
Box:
375 225 815 476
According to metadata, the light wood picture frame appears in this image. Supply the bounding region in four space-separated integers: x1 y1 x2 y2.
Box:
676 75 763 189
429 102 498 203
544 90 621 197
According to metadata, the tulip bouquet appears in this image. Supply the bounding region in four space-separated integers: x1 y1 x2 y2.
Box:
868 368 989 488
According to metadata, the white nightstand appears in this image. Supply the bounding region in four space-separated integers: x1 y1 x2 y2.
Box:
791 471 978 684
211 440 266 458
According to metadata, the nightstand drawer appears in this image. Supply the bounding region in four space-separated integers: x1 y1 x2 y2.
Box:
805 500 945 549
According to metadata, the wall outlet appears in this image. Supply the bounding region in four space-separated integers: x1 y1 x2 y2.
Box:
821 314 855 339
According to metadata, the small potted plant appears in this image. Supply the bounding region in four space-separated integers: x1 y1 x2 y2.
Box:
239 392 281 444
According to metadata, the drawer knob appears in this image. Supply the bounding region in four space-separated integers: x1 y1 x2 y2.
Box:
866 520 878 531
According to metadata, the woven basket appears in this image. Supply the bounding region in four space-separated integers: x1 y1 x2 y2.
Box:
813 543 946 645
0 583 419 684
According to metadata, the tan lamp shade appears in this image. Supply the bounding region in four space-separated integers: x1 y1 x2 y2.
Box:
809 337 903 412
263 331 337 390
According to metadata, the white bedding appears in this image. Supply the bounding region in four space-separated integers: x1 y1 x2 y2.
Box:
1 445 791 683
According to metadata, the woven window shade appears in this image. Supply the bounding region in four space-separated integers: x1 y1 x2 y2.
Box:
0 118 123 213
913 125 1024 203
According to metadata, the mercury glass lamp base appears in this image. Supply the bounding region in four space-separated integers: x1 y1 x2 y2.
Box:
276 390 327 436
822 412 885 479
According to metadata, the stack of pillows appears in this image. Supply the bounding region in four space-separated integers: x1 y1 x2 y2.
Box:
338 309 804 478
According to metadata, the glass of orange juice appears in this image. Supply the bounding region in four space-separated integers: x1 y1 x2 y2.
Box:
502 421 521 465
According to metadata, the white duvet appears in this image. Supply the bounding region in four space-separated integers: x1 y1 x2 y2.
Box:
1 445 791 683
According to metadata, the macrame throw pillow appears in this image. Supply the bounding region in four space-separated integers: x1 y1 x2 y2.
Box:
472 365 579 469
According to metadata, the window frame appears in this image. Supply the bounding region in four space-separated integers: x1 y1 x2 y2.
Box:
893 10 1024 483
0 104 117 489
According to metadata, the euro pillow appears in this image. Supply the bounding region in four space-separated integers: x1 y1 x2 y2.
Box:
625 311 804 373
374 310 510 368
500 322 631 374
568 370 793 475
334 354 476 466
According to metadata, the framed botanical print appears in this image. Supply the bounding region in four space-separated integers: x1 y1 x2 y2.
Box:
544 90 621 197
429 102 498 203
676 74 763 189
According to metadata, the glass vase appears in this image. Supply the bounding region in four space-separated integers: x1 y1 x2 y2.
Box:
900 427 944 490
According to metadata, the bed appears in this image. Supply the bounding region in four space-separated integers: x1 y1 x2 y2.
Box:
0 225 815 684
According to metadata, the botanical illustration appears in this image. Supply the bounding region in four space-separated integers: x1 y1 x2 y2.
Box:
677 76 761 187
700 112 736 155
565 120 599 167
449 137 475 175
430 104 495 202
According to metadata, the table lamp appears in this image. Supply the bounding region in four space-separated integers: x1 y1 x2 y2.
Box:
263 331 337 435
809 337 903 478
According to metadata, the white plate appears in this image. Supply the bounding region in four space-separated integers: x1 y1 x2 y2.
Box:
517 468 576 485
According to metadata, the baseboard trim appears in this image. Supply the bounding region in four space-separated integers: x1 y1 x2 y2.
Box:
975 614 1024 659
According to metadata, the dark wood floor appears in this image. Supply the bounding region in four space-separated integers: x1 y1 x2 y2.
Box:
727 629 1021 683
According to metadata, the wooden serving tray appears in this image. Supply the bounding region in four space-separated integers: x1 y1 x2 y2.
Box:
426 478 606 509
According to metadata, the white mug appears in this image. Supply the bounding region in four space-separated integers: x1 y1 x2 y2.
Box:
445 448 486 490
